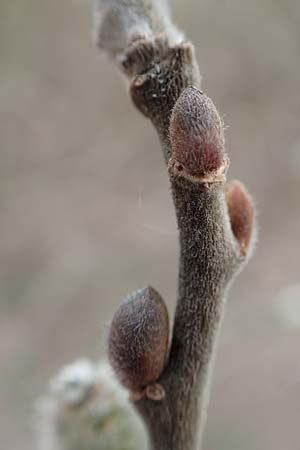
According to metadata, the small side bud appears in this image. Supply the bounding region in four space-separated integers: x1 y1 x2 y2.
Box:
226 180 255 256
108 287 169 393
170 87 226 176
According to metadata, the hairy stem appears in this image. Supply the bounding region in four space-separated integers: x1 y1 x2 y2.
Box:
135 161 242 450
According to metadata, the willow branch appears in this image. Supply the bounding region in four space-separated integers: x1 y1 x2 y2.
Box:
94 2 256 450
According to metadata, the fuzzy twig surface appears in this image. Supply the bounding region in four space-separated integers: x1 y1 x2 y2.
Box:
94 2 256 449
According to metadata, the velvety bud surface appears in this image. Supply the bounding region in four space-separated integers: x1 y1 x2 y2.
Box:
108 287 169 391
226 180 255 256
170 87 225 175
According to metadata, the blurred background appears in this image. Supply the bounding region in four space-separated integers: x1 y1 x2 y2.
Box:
1 0 300 449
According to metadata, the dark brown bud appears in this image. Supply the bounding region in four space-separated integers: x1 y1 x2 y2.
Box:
169 87 225 175
226 180 255 256
108 286 169 392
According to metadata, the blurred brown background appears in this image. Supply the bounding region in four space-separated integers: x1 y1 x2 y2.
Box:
1 1 300 449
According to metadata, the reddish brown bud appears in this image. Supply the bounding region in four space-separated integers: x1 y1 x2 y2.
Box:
226 180 255 256
169 87 225 175
108 287 169 392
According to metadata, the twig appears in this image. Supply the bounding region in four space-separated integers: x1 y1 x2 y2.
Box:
94 1 256 449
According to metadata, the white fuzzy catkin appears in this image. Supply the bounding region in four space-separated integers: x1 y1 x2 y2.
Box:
36 359 147 450
93 0 184 57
